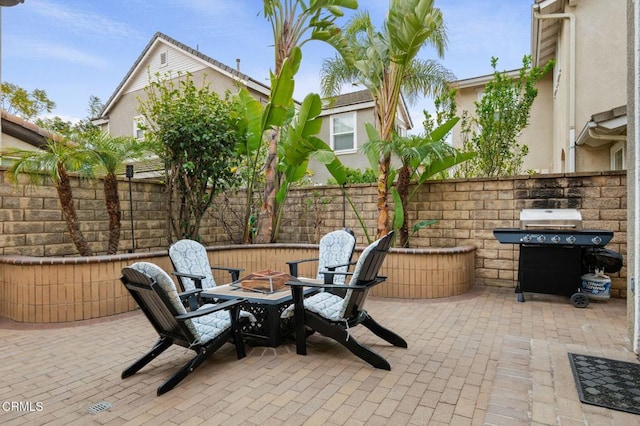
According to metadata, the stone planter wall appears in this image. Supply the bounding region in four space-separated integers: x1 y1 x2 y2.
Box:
0 244 475 323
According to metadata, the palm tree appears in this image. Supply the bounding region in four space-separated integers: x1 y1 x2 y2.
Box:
81 132 143 254
320 0 455 238
363 118 474 247
257 0 358 243
3 140 94 256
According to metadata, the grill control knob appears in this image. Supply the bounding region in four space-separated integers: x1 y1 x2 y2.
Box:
536 235 546 243
521 234 532 243
551 235 561 244
566 235 576 244
591 236 603 245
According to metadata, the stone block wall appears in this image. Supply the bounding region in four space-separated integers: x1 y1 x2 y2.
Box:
279 172 627 297
0 167 627 297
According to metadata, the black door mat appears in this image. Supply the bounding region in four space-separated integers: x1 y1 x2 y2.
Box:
568 353 640 415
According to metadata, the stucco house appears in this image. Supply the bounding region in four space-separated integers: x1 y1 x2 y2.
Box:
310 89 412 183
96 32 411 182
452 0 627 174
95 32 271 136
0 111 58 165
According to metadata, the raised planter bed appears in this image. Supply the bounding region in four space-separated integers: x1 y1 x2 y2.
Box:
0 244 475 323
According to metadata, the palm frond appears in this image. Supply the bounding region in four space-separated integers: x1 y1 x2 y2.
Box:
402 59 456 105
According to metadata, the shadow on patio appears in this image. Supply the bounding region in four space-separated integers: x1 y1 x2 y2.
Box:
0 286 637 425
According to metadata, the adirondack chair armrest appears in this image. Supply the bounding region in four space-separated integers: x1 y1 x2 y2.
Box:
286 258 319 277
175 298 246 320
286 281 367 291
177 288 202 300
324 261 356 271
210 266 244 282
175 287 203 311
173 271 206 290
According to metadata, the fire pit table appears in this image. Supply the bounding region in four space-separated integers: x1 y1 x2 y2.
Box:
493 209 613 308
201 273 317 347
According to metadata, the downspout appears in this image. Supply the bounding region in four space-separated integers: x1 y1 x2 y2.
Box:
534 6 576 172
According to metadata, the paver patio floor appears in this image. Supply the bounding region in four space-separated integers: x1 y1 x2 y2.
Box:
1 285 638 425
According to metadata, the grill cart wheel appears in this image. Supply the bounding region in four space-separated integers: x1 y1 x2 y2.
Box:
570 292 590 308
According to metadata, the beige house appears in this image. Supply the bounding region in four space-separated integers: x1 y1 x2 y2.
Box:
97 32 411 183
310 89 413 183
0 111 58 165
452 0 627 174
96 32 271 140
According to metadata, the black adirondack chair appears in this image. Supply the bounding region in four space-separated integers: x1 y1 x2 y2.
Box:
286 228 357 285
284 231 407 370
120 262 246 396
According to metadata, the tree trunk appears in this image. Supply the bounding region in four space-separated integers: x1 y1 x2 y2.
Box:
396 165 411 247
103 173 122 255
56 164 92 256
376 154 390 240
255 128 280 243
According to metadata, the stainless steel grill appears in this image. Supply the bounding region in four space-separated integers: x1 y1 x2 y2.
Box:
520 208 582 230
493 209 612 247
493 209 614 307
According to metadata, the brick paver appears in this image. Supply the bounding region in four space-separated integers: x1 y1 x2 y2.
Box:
1 286 638 425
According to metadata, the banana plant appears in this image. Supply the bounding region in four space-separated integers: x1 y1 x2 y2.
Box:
235 47 347 242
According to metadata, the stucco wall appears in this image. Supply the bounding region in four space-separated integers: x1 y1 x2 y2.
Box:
312 106 377 184
626 0 637 348
454 0 627 175
453 74 555 174
0 167 627 297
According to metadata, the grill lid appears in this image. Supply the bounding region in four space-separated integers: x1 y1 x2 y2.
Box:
519 208 582 230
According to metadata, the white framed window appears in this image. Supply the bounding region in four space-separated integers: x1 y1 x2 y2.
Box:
331 112 356 153
610 141 626 170
133 116 145 140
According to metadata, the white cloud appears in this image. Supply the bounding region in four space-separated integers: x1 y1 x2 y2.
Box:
33 1 139 40
40 112 82 124
12 39 109 69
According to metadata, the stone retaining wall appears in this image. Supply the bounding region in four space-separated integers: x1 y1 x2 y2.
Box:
0 167 627 297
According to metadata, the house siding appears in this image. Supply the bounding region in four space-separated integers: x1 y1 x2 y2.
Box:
126 42 209 94
101 34 269 140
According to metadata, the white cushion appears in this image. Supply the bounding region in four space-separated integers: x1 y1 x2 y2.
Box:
281 292 345 322
169 239 217 291
191 304 232 343
131 262 230 344
316 230 356 285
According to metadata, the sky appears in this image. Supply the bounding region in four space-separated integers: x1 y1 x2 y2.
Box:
1 0 534 133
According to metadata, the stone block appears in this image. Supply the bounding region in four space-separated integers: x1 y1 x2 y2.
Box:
4 221 43 234
24 210 62 221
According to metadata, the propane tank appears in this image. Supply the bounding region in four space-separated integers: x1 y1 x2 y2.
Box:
581 269 611 300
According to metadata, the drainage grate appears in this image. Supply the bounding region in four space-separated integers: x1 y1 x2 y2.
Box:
86 401 112 414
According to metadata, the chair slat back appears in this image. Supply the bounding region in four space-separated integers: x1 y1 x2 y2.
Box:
121 264 195 347
339 231 394 319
